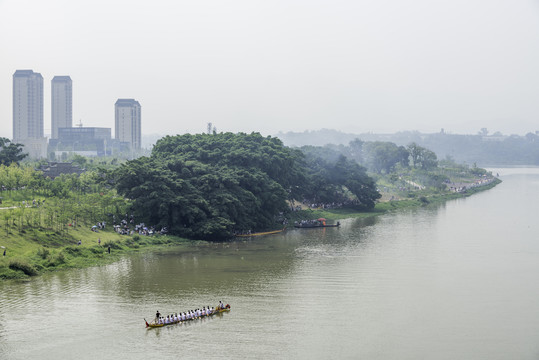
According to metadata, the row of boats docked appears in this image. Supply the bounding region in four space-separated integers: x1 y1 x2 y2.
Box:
145 303 231 328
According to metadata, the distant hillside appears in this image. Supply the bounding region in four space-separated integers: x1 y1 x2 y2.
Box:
276 130 539 166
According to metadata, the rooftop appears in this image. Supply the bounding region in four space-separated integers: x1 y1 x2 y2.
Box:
115 98 140 107
13 69 42 78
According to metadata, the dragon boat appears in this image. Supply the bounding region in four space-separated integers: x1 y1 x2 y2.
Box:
145 305 231 328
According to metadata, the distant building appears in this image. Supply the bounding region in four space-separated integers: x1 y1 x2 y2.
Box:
115 99 141 150
13 70 47 158
51 76 72 139
36 162 84 179
48 126 127 157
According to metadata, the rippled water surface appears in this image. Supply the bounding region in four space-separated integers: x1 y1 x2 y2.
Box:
1 169 539 359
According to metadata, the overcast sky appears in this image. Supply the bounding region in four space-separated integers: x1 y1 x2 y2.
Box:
1 0 539 139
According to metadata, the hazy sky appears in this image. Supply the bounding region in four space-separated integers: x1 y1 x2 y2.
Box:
1 0 539 139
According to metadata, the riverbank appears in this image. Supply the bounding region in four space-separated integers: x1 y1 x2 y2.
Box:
0 226 192 280
0 177 501 281
290 177 502 222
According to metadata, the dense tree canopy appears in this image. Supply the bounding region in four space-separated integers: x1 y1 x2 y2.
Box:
112 133 381 240
113 133 305 239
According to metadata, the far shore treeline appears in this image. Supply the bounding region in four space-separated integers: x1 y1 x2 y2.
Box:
111 132 380 240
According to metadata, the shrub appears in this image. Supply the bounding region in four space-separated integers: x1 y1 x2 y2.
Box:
103 240 122 249
89 247 103 254
9 259 38 276
46 252 66 267
37 247 50 259
63 246 81 255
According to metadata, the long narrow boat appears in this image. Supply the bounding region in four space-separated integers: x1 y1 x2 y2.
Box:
145 306 231 328
234 227 286 237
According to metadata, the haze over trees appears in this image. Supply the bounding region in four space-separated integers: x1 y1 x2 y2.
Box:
277 129 539 166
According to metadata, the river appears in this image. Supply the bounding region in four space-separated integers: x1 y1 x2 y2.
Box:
1 168 539 359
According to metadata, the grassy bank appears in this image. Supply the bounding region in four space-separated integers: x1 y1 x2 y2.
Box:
0 226 190 280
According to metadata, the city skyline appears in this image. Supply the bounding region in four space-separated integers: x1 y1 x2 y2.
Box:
12 69 141 157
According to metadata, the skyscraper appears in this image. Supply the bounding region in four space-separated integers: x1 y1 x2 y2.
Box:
13 70 44 141
51 76 72 139
115 99 141 150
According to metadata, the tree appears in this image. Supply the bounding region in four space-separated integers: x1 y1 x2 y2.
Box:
407 143 438 169
0 138 28 165
348 138 364 164
113 133 306 239
363 141 409 173
300 147 380 208
420 149 438 170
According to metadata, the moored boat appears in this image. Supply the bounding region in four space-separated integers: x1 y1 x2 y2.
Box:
294 218 340 228
234 227 286 237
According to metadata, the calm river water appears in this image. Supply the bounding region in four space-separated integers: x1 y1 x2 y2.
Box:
1 168 539 359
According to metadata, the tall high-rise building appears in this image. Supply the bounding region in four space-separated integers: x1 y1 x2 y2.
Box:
115 99 141 150
51 76 72 139
13 69 47 158
13 70 44 141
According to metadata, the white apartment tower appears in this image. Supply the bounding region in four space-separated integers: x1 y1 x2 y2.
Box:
13 70 44 141
115 99 141 150
12 70 47 158
51 76 73 139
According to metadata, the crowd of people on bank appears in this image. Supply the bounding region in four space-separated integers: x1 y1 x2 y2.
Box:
448 177 495 193
92 214 168 236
